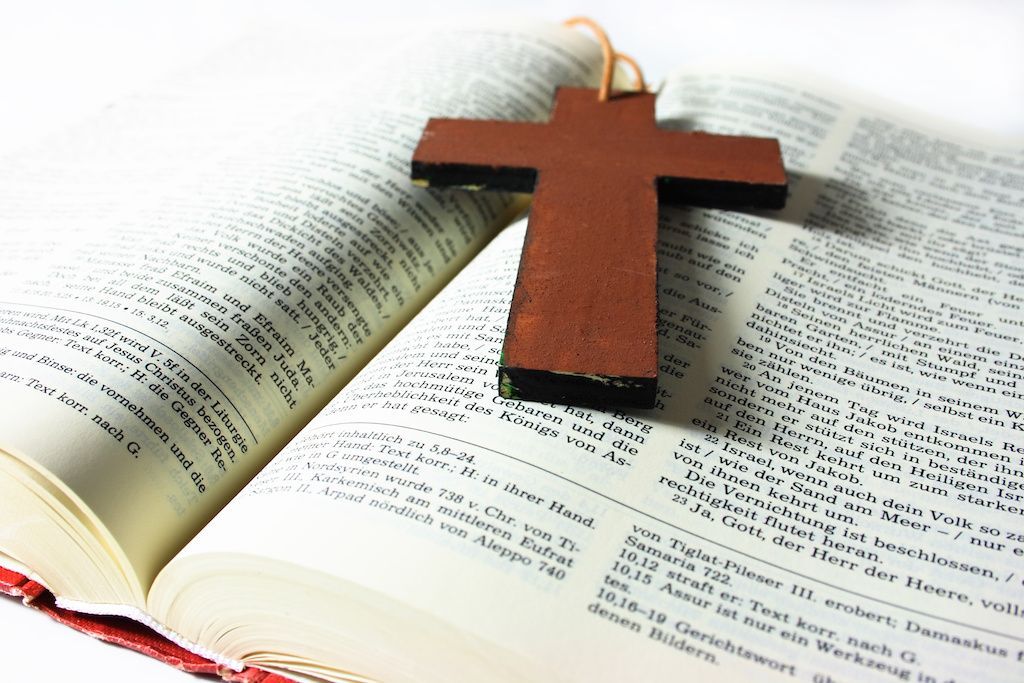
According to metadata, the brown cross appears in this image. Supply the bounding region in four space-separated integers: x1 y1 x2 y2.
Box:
412 87 786 408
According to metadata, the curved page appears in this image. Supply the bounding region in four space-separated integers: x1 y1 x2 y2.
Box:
157 71 1024 681
0 21 602 603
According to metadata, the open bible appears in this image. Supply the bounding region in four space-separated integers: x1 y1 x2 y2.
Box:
1 20 1022 683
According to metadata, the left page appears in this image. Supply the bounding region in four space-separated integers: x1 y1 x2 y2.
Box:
0 22 603 606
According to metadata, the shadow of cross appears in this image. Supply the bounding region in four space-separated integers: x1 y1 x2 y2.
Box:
411 87 787 409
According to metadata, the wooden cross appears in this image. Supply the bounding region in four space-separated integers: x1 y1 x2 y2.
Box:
412 87 786 408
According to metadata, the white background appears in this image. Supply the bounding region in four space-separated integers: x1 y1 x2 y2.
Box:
0 1 1021 681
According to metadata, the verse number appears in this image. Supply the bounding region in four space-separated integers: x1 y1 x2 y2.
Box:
618 548 659 572
611 560 652 585
127 309 170 329
430 444 476 464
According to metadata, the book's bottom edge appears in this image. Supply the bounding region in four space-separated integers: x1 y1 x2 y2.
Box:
54 595 246 673
1 564 291 682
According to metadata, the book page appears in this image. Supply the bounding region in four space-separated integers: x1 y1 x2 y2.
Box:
155 72 1024 681
0 22 603 602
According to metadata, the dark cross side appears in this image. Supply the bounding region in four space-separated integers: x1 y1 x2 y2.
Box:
411 87 787 409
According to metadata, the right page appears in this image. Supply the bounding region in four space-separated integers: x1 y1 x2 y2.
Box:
154 68 1024 682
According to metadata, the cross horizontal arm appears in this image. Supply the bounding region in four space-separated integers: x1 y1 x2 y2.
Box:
411 118 551 193
650 131 787 209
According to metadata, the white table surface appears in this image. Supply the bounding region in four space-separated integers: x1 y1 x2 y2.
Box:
1 1 1021 681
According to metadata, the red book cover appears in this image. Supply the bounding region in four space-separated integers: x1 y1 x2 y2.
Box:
0 566 294 683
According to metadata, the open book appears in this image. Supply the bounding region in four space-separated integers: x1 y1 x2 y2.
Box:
2 20 1022 683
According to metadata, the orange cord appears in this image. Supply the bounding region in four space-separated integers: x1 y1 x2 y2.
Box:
563 17 646 100
613 51 646 93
